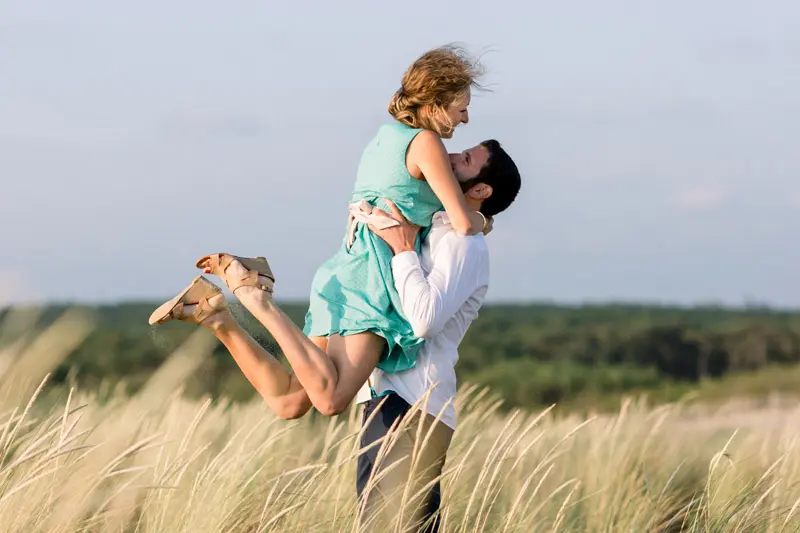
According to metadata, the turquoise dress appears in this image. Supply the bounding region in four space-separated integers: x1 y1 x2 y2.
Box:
303 122 443 373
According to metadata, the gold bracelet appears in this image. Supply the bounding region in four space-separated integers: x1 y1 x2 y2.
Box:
474 211 488 233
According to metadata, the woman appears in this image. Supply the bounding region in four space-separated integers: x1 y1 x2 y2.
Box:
149 45 490 417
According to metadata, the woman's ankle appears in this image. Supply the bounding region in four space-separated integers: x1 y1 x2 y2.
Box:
200 308 235 333
234 283 274 308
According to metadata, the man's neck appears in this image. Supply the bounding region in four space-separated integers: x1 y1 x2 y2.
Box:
465 198 482 212
435 199 483 229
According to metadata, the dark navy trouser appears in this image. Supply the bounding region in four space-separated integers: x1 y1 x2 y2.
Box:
356 393 443 533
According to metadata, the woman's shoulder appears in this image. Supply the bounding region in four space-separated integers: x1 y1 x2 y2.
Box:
377 120 426 138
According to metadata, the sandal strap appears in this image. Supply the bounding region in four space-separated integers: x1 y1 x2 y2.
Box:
205 254 237 291
217 254 235 273
227 270 274 294
204 254 230 277
199 253 275 295
192 298 217 323
172 302 186 320
165 298 221 324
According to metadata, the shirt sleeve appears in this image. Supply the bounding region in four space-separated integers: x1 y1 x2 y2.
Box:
391 234 486 339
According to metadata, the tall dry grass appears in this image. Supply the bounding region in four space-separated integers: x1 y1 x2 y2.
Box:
0 307 799 532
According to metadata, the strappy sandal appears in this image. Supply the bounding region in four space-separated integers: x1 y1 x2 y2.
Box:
148 276 226 325
195 253 275 295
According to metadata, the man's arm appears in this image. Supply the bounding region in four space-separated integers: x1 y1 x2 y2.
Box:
368 201 487 339
392 234 486 338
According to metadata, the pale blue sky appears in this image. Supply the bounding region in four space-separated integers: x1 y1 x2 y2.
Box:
2 0 799 307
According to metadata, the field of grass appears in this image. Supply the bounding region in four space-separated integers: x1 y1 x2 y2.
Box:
1 309 799 532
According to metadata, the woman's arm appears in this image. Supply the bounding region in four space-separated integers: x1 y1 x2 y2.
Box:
406 130 485 236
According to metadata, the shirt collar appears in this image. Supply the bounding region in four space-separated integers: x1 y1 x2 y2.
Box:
431 211 451 228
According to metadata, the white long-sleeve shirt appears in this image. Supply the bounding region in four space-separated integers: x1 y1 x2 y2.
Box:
355 212 489 429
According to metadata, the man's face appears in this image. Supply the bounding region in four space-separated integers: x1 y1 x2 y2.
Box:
449 144 489 182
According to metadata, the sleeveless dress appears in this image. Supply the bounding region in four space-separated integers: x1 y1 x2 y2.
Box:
303 122 443 373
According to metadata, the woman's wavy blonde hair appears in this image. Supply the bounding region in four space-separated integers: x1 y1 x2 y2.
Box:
388 45 484 137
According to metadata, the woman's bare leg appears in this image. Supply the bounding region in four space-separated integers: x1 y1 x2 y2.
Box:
236 293 382 415
211 268 379 416
198 257 385 415
200 309 313 419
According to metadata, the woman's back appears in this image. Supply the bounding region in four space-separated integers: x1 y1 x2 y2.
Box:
351 122 442 228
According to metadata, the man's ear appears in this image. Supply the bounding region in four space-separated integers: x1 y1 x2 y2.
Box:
467 183 493 201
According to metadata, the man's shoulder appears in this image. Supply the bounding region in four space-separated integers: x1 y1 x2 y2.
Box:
435 229 489 269
441 228 488 253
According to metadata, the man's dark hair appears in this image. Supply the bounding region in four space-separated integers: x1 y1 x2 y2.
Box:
460 140 521 218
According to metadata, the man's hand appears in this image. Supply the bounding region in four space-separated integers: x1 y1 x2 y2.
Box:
368 199 420 255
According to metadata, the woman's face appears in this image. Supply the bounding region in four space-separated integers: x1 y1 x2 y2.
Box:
441 88 471 139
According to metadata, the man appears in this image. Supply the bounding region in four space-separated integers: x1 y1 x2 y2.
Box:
356 139 521 532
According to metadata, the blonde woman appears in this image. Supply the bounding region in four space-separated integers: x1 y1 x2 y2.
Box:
150 45 492 418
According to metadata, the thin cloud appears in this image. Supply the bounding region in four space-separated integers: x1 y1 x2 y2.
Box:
161 110 268 139
668 186 729 210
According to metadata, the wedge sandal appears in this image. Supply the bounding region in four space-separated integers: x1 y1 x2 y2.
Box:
195 253 275 295
148 276 226 325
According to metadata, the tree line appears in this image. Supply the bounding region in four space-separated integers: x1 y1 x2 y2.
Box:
2 301 798 409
